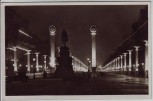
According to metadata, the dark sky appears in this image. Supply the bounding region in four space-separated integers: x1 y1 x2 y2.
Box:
9 5 146 66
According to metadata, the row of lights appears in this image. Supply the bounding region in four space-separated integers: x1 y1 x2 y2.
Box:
72 56 88 72
104 40 148 73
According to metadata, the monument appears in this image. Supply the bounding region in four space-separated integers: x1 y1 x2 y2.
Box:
54 29 75 81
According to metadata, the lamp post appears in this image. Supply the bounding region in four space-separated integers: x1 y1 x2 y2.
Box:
115 58 117 71
90 25 97 79
144 40 148 77
117 57 120 71
123 53 127 74
87 58 90 72
49 25 56 69
120 55 123 73
127 50 132 75
113 59 115 71
13 47 18 74
27 50 31 73
43 55 47 71
35 52 39 72
134 46 140 76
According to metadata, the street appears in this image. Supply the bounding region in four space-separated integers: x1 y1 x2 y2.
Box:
6 72 148 95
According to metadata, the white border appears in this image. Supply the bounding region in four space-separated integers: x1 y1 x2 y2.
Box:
0 0 151 3
1 1 152 101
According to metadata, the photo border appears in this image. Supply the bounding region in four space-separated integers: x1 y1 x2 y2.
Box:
1 1 152 100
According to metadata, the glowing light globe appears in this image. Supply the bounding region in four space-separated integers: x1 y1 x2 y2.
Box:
49 25 56 35
90 25 97 34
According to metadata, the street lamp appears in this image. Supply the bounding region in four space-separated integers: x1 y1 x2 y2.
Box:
87 58 91 72
134 46 140 75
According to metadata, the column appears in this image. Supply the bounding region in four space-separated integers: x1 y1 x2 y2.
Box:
74 57 77 71
127 50 132 72
123 53 127 72
120 55 123 72
118 57 120 70
13 47 17 73
115 58 117 71
134 46 140 72
144 40 148 77
27 50 31 73
43 55 47 71
92 35 96 67
90 25 97 78
49 25 56 68
113 60 115 71
35 53 39 72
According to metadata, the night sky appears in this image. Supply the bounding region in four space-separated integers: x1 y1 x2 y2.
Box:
9 5 146 66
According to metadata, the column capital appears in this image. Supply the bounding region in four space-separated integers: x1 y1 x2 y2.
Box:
144 40 148 46
127 50 132 55
91 32 96 36
134 46 140 51
50 32 56 36
35 52 40 55
120 55 123 58
123 53 127 56
13 47 17 51
127 50 133 52
43 55 47 58
27 50 31 54
49 25 56 36
113 59 115 62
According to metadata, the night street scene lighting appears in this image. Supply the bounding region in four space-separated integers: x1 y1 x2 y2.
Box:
4 4 150 97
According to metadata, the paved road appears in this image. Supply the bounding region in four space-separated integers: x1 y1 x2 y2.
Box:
6 72 148 95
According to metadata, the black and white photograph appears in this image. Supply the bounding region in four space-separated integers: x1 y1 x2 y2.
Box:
0 1 152 100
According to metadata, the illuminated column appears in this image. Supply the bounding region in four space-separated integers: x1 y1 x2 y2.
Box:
127 50 132 72
112 61 114 71
35 53 39 72
118 57 120 70
13 47 17 72
144 40 148 71
113 60 115 71
111 61 114 71
43 55 47 71
134 46 140 72
144 40 148 77
49 25 56 68
90 25 97 79
120 55 123 71
27 50 31 73
115 58 117 70
74 57 77 71
90 25 97 68
123 53 127 72
110 62 111 71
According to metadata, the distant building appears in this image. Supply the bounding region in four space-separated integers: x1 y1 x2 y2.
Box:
5 7 45 76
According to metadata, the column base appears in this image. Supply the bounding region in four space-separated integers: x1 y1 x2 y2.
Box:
135 71 139 77
128 70 132 75
145 70 148 78
91 67 97 79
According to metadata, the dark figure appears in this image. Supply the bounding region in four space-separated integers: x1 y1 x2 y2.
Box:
33 67 36 79
43 71 47 79
18 67 28 82
138 65 145 77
